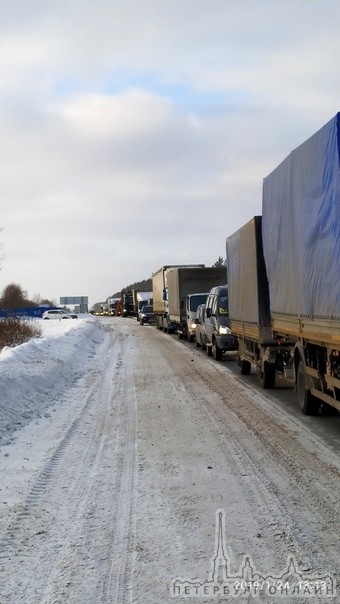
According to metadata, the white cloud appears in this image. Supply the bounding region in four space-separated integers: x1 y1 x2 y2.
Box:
1 1 340 305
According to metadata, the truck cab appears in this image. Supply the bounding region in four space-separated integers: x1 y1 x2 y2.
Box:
204 286 238 360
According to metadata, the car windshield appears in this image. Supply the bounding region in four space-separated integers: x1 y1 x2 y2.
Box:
189 294 207 312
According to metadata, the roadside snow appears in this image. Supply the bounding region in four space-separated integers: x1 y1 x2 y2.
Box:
0 316 103 446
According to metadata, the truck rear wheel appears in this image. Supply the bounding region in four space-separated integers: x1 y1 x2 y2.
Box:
260 361 275 388
240 359 251 375
206 344 213 357
297 362 319 415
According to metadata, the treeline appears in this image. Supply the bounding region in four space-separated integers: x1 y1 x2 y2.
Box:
111 278 152 298
110 259 225 299
0 283 55 309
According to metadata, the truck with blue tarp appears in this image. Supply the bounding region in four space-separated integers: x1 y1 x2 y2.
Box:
226 113 340 415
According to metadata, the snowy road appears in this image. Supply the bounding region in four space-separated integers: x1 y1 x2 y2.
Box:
0 317 339 603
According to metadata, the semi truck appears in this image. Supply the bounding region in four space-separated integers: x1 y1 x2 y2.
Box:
166 266 227 340
226 113 340 415
152 265 204 332
106 296 121 316
121 290 135 317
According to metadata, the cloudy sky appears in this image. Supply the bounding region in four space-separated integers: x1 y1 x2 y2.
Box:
1 0 340 307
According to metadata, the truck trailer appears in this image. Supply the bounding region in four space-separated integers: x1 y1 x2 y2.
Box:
226 217 295 387
227 113 340 415
166 266 227 340
152 265 204 332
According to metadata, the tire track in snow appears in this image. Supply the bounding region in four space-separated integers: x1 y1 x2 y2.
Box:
157 334 340 583
98 338 137 604
0 325 136 603
0 340 112 563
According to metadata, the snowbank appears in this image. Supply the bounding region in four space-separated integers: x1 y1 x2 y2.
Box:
0 316 106 446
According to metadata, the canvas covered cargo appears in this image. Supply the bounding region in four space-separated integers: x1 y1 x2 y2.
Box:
262 112 340 321
152 267 167 314
167 266 226 321
226 216 271 335
152 264 205 316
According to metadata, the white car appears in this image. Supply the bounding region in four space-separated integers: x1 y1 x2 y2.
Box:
42 309 78 320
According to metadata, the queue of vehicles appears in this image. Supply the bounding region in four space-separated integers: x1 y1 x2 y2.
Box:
152 265 227 340
113 113 340 417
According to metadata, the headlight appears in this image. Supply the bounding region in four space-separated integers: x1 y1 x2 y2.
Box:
219 326 231 335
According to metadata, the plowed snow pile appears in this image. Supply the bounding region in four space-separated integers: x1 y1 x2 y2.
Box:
0 317 104 445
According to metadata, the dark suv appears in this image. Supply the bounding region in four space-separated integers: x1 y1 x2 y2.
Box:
204 286 238 360
139 305 154 325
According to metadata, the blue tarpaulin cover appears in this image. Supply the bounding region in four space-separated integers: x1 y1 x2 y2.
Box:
262 113 340 319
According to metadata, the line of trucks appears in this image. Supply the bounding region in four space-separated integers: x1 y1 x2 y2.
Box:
120 113 340 417
104 291 153 319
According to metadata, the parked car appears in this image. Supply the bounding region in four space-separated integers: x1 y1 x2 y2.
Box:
195 304 207 349
204 286 238 360
139 305 154 325
42 309 78 320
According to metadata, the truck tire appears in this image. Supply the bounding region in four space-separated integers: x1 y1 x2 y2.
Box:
297 362 319 415
178 331 183 340
240 359 251 375
206 344 213 357
260 361 275 389
212 341 223 361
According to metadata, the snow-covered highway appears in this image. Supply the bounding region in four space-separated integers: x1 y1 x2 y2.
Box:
0 316 339 603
